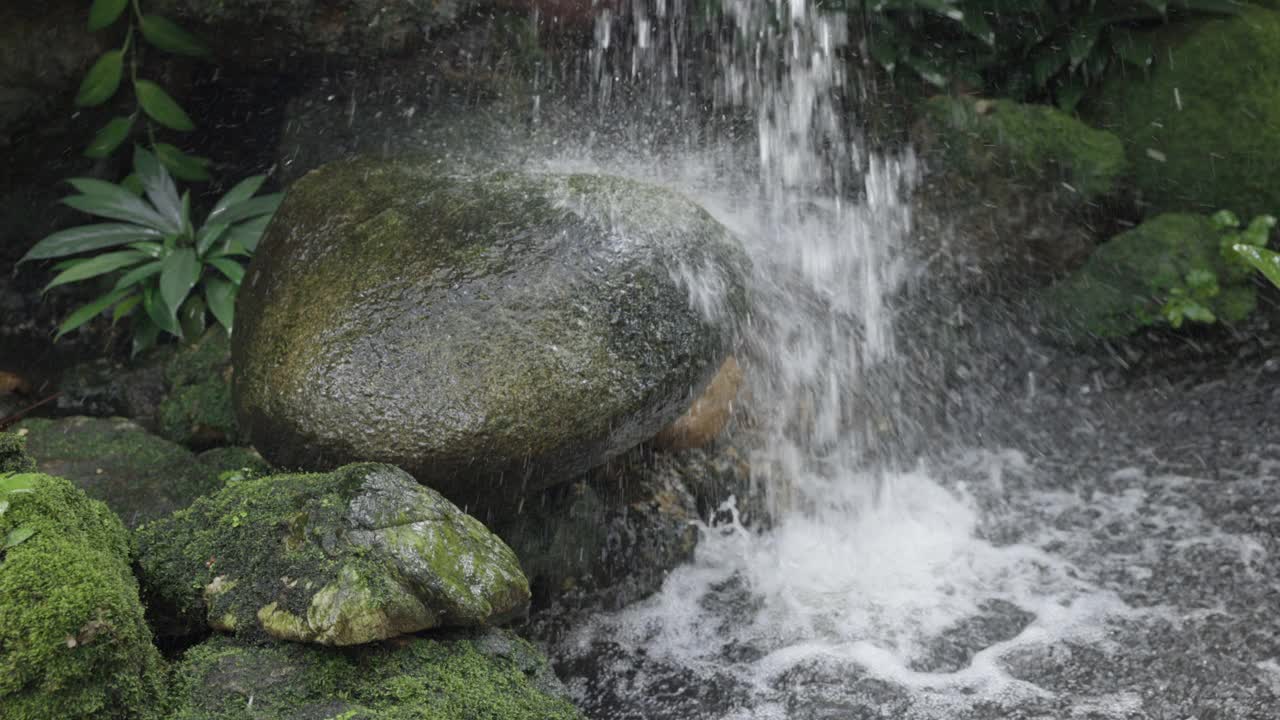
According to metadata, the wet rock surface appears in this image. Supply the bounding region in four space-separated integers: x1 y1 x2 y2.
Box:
15 416 261 528
234 157 749 516
135 463 530 645
169 628 583 719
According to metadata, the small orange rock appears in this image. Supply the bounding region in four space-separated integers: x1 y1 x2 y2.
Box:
653 356 743 451
0 370 30 395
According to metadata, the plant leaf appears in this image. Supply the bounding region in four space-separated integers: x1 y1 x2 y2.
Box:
197 223 229 257
209 176 268 220
88 0 129 31
205 277 236 333
135 80 196 132
113 259 164 291
20 223 161 263
84 116 134 159
139 15 209 57
143 286 181 338
1233 244 1280 289
132 313 161 356
76 51 124 107
130 241 165 258
63 179 178 233
121 174 145 196
55 288 131 340
154 143 212 182
0 475 35 494
208 257 244 285
113 294 142 324
213 194 283 227
160 248 200 313
134 146 183 231
44 250 149 291
2 526 36 551
179 294 207 339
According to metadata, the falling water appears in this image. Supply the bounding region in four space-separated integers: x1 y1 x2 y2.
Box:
518 0 1280 718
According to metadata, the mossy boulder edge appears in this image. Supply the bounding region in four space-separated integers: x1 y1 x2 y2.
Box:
135 463 530 645
233 157 749 514
0 473 166 719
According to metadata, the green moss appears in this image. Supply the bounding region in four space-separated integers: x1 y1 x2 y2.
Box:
1043 213 1256 338
924 95 1127 200
170 630 583 719
0 474 166 719
17 416 227 528
135 463 529 645
0 430 35 473
157 329 240 449
1092 8 1280 217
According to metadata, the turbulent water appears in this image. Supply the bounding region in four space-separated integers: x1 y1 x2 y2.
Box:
514 0 1280 718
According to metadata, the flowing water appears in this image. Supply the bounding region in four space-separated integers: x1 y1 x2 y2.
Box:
509 1 1280 718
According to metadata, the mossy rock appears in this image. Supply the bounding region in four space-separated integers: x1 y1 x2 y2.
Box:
1092 8 1280 218
0 429 35 473
0 473 166 719
169 629 582 719
156 328 240 449
135 463 530 645
234 157 749 517
922 96 1127 200
912 96 1127 286
15 416 254 528
1043 213 1256 338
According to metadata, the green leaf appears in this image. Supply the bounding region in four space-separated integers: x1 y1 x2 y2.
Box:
1233 244 1280 289
0 500 8 517
55 288 131 340
205 277 236 333
135 80 196 132
113 259 164 291
76 51 124 107
160 248 200 313
63 178 178 233
143 286 181 338
2 526 36 551
121 174 145 196
131 313 161 357
20 223 161 263
223 214 272 254
130 241 165 258
208 257 244 285
88 0 129 30
45 251 149 291
0 475 36 494
1242 214 1278 246
113 294 142 324
180 191 194 238
1211 209 1240 231
154 143 212 182
139 15 209 57
209 175 268 220
134 146 183 231
197 223 230 257
179 294 207 339
84 116 134 159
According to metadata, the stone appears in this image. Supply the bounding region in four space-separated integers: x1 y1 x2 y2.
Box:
233 157 749 515
0 473 166 719
15 416 256 528
135 463 530 645
653 356 744 451
912 96 1127 288
1043 213 1256 339
168 629 582 719
1093 7 1280 219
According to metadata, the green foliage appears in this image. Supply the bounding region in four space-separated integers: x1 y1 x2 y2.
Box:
1091 7 1280 219
1224 211 1280 288
75 0 211 174
1046 212 1267 338
857 0 1246 108
21 146 280 355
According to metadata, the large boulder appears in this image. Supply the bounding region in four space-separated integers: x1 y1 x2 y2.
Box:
1092 7 1280 218
135 463 530 645
912 96 1127 288
233 158 749 514
0 473 166 719
16 416 264 528
169 629 583 719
